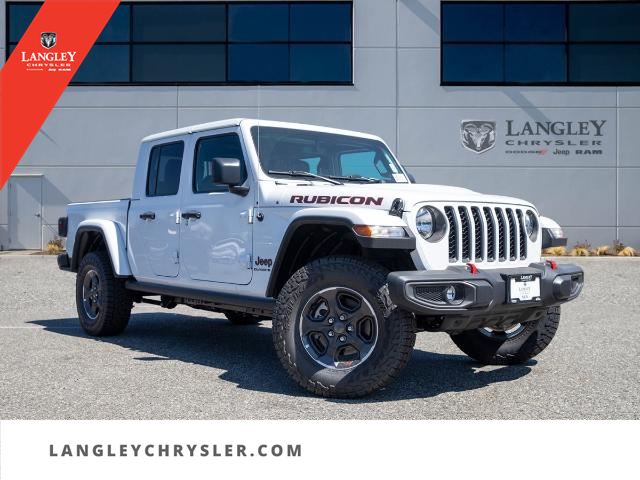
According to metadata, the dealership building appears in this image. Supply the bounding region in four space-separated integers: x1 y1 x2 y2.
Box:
1 0 640 250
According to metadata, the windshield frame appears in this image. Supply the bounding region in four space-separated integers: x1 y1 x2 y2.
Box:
249 125 409 184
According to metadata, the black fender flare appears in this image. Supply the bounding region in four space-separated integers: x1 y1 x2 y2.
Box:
265 216 415 298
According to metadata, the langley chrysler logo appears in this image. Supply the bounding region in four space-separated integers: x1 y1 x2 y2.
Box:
460 121 496 154
41 32 57 49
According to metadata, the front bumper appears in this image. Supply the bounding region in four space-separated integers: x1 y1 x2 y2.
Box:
387 261 583 332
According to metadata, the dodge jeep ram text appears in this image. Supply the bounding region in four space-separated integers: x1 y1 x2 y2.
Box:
57 119 584 398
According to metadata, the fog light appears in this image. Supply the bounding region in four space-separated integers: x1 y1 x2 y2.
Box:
445 286 457 304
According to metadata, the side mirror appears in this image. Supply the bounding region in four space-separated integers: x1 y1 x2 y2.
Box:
212 157 250 196
406 171 416 184
213 157 242 185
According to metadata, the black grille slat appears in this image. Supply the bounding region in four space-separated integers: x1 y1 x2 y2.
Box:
471 207 483 262
458 207 471 262
483 207 496 262
517 209 527 259
495 208 507 261
445 207 458 262
506 209 517 260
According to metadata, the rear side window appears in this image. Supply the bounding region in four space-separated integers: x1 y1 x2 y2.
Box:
193 133 247 193
146 141 184 197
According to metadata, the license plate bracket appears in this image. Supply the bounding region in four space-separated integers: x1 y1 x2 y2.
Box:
507 274 541 304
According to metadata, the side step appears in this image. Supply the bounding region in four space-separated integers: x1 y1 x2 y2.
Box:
125 280 275 316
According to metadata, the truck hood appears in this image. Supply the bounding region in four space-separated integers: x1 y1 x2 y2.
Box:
260 181 536 212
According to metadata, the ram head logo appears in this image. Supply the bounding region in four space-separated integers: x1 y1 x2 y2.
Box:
461 121 496 154
41 32 57 49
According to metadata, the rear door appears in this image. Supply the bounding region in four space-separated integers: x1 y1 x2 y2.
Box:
179 128 253 284
128 140 184 279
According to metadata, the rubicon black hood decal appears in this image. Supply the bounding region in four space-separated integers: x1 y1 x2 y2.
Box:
290 195 384 206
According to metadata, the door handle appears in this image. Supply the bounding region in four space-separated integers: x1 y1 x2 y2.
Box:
181 211 202 220
140 212 156 220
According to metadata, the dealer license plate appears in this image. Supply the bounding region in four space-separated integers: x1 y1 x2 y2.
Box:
508 274 541 304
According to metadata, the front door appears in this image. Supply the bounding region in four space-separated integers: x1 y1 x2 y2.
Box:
180 129 253 285
7 176 42 250
128 141 184 279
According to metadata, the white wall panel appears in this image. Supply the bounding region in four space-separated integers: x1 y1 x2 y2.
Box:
354 0 396 48
619 168 640 227
617 108 640 167
618 88 640 107
398 0 440 48
57 86 178 108
20 108 177 167
0 181 8 224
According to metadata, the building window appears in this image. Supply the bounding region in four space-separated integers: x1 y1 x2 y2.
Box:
441 1 640 85
6 1 353 85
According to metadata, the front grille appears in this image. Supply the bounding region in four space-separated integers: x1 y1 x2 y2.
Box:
446 205 531 264
445 207 457 262
458 207 471 262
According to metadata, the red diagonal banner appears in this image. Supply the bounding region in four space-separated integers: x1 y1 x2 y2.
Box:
0 1 120 189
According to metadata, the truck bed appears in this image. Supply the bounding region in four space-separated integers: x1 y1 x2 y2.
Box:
66 199 131 258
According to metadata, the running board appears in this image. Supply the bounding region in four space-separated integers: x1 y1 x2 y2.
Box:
125 280 275 316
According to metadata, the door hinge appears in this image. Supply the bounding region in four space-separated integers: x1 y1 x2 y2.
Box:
248 208 254 224
247 254 253 269
174 250 180 264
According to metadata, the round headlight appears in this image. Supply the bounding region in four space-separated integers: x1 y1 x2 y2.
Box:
525 211 538 238
416 207 434 239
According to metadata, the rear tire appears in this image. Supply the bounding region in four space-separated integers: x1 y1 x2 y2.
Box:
76 251 132 336
273 256 416 398
450 306 560 365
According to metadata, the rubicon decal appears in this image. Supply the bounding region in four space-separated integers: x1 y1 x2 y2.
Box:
290 195 384 206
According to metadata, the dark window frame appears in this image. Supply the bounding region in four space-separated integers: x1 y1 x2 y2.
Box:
5 1 354 86
146 141 185 197
192 132 248 194
440 1 640 86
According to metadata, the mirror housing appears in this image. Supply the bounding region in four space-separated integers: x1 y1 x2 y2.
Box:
406 171 416 184
212 157 249 196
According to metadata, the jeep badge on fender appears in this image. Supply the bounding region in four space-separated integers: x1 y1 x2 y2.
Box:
56 119 584 398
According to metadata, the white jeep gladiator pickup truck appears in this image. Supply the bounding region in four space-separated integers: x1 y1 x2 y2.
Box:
57 118 584 398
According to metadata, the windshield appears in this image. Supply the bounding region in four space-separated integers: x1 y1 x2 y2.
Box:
251 126 408 183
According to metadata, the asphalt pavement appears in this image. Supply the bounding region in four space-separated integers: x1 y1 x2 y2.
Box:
0 255 638 419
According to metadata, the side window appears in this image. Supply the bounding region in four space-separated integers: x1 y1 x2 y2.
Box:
194 133 247 194
146 141 184 197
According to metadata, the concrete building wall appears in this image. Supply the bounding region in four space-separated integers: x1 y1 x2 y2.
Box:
1 0 639 250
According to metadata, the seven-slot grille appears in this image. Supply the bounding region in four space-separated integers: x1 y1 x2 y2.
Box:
444 205 529 263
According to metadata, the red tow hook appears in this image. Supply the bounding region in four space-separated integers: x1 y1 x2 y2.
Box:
466 262 479 275
546 259 558 270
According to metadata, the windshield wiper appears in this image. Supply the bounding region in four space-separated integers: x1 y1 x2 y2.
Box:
268 170 343 185
328 175 382 183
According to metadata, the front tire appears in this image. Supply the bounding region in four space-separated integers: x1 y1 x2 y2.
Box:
450 306 560 365
76 251 132 336
273 256 416 398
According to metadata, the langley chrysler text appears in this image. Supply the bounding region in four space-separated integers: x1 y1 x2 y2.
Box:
57 119 584 398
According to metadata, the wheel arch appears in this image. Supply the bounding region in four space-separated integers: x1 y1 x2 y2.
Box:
71 220 132 277
265 215 416 298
